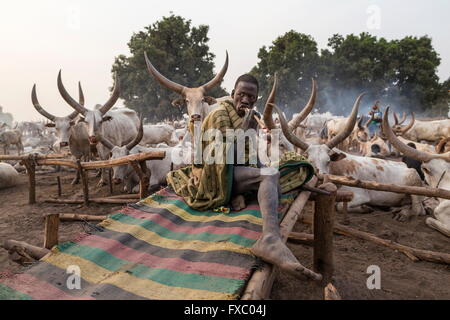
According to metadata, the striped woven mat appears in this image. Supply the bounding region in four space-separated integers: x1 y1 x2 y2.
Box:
0 188 296 300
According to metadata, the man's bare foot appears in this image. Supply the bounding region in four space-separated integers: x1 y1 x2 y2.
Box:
231 195 246 211
251 234 322 281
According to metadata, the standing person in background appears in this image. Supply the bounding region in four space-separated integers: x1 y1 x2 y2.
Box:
368 101 383 137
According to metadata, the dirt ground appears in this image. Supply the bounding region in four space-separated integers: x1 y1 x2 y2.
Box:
0 168 449 300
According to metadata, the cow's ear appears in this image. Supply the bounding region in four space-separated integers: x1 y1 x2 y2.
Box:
203 96 217 105
171 98 186 108
45 123 55 128
102 116 113 122
330 151 346 162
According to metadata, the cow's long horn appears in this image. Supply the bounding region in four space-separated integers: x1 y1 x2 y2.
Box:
99 72 120 115
58 70 88 115
393 112 399 125
399 112 415 134
326 93 365 149
263 74 278 130
126 119 144 150
202 51 229 92
398 112 407 125
99 134 116 150
270 103 310 151
383 108 450 162
31 85 56 121
144 52 185 95
68 82 86 120
436 137 450 154
288 79 317 131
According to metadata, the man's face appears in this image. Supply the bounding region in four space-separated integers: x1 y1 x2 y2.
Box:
232 81 258 117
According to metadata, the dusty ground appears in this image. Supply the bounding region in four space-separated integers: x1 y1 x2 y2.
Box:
1 168 449 299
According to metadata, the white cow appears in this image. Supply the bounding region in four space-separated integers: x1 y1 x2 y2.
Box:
0 129 23 155
98 121 191 192
0 163 20 189
141 124 177 146
383 107 450 237
272 93 426 220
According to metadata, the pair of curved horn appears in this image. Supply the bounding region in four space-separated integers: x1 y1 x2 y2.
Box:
58 70 120 115
325 93 365 149
395 112 415 135
263 77 317 131
382 107 450 162
144 51 229 95
393 111 407 125
100 118 143 151
32 80 85 121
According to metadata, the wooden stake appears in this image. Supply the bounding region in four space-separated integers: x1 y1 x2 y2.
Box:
286 232 314 246
77 160 89 206
44 197 136 204
22 160 36 204
324 283 341 300
108 168 113 195
313 182 337 285
43 214 59 249
57 176 62 197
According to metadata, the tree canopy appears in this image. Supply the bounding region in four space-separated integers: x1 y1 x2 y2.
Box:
251 31 446 117
112 15 227 122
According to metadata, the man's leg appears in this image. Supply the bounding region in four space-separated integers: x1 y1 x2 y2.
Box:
232 166 321 280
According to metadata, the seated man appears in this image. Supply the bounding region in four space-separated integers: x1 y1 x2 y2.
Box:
167 74 321 280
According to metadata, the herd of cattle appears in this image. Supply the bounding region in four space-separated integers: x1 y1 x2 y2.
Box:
0 52 449 238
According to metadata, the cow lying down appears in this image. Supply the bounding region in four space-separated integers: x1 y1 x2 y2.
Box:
0 163 20 189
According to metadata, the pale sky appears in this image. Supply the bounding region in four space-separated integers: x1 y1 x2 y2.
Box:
1 0 449 122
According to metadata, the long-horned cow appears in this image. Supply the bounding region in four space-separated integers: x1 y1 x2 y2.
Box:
383 107 450 237
99 120 191 192
144 51 229 123
393 113 450 143
32 82 90 184
270 91 426 220
57 70 140 185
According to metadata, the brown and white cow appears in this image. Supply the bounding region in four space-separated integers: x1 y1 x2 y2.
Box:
383 107 450 237
269 93 426 220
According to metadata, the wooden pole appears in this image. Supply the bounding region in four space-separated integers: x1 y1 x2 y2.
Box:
2 240 49 265
22 160 36 204
57 176 62 197
59 213 107 222
319 173 450 200
130 160 149 199
313 182 337 287
108 168 113 195
43 214 59 250
300 215 450 265
140 160 150 199
44 197 136 204
77 160 89 206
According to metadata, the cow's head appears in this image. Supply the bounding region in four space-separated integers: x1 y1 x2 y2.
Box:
144 52 228 123
382 107 450 188
436 137 450 155
362 132 390 158
31 81 84 148
355 114 373 142
271 92 365 174
57 70 120 145
98 119 144 185
391 112 415 136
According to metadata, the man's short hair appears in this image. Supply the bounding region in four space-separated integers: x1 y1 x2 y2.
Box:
234 74 259 92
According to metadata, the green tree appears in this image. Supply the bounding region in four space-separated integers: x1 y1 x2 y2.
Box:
250 30 320 118
112 15 227 122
